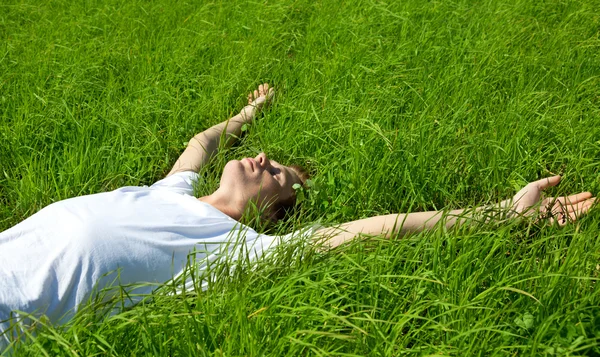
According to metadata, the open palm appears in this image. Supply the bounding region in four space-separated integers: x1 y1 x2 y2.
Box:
247 83 274 112
511 175 595 225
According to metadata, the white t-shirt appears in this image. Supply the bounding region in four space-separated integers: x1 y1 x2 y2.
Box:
0 171 310 347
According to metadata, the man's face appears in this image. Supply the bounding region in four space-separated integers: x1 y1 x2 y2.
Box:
220 153 301 214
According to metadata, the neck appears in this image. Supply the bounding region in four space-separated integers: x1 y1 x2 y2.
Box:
198 189 246 221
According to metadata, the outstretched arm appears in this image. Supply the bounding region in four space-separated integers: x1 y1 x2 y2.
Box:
167 83 274 177
315 176 596 249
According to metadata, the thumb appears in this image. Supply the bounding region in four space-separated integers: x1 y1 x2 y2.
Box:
534 175 561 190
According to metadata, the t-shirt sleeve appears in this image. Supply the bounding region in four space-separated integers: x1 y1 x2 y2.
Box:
150 171 199 196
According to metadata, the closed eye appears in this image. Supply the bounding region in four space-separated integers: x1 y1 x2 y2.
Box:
269 167 283 181
270 167 281 176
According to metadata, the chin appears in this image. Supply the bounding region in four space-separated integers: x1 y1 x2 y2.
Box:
222 159 258 186
221 160 262 194
222 160 244 178
225 159 243 169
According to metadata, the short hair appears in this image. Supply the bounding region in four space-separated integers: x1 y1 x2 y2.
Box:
270 164 310 221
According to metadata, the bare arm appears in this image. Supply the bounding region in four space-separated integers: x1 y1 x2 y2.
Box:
315 207 489 249
167 84 274 177
315 176 596 249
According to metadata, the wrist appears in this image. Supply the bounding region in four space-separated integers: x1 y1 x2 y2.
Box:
240 105 257 122
497 198 521 219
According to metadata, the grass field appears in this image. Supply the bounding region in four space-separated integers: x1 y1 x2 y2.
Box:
2 0 600 355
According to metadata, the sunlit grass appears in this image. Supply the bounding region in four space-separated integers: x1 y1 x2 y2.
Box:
1 0 600 355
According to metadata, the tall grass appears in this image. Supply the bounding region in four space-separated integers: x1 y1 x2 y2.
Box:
1 0 600 354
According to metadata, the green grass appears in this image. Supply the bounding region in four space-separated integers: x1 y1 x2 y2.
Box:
2 0 600 355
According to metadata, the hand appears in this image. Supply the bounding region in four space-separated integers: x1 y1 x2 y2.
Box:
510 175 596 225
247 83 275 113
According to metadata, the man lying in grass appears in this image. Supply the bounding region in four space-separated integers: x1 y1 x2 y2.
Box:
0 83 596 349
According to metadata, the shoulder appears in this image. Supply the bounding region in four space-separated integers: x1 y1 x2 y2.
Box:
150 171 200 196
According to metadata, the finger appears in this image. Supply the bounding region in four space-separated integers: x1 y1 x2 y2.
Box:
263 83 269 94
266 87 275 100
548 210 571 226
258 84 265 96
566 209 584 223
254 89 259 100
547 212 563 226
566 211 578 224
559 212 568 226
248 92 253 104
556 192 594 206
534 175 561 191
576 199 595 215
550 198 595 225
566 198 596 214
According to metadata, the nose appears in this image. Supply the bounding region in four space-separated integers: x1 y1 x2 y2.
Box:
255 152 269 169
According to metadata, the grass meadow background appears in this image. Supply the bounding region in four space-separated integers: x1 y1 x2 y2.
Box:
2 0 600 355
